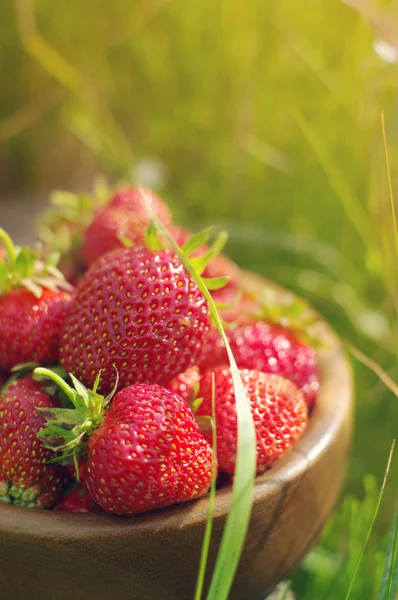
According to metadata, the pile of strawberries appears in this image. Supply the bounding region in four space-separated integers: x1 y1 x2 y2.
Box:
0 186 319 515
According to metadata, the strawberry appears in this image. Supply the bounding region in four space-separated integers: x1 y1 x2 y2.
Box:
35 369 214 516
196 367 308 475
167 366 200 405
198 321 319 408
60 246 210 393
81 187 172 266
0 376 68 508
54 483 102 513
0 229 73 371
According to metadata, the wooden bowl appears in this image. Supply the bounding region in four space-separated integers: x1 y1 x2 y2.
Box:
0 272 353 600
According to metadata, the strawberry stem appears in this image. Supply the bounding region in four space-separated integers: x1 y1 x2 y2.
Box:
34 368 76 405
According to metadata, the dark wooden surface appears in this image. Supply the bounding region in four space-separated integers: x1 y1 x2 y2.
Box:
0 272 353 600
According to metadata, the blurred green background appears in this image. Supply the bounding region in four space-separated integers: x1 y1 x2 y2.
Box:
1 1 398 598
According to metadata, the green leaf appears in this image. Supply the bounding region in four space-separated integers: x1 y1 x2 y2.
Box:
182 227 213 256
0 261 8 293
70 373 89 407
20 278 43 298
15 246 33 279
189 231 229 276
36 407 82 426
37 424 83 450
0 228 17 264
145 221 165 251
191 396 204 413
50 190 81 208
117 234 134 248
214 290 242 311
377 505 398 600
195 415 213 432
92 370 102 394
92 177 111 203
190 255 211 276
209 230 229 256
11 362 41 374
201 276 229 291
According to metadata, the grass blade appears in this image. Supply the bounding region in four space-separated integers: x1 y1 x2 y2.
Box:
281 581 292 600
381 111 398 259
141 189 257 600
204 343 257 600
345 342 398 399
377 505 398 600
344 440 395 600
194 375 218 600
291 107 375 251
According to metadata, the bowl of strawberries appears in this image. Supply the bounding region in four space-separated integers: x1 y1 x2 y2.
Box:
0 185 353 600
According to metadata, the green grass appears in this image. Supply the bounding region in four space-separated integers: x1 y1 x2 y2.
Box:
1 1 398 598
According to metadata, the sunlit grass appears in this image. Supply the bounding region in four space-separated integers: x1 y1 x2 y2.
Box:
1 0 398 598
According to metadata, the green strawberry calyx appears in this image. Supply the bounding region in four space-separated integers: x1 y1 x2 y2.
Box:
0 228 73 298
33 367 118 475
37 178 112 256
145 221 230 291
1 362 68 397
0 479 47 508
251 296 323 348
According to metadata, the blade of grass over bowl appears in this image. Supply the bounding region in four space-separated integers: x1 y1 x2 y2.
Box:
281 580 292 600
377 505 398 600
194 374 217 600
344 440 395 600
141 189 257 600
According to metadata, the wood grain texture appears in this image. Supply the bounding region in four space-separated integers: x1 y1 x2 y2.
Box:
0 272 353 600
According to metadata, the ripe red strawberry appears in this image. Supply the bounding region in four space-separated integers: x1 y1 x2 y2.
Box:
0 228 73 371
55 484 102 513
60 246 210 393
0 376 68 507
0 288 73 371
167 366 200 405
198 322 319 409
196 367 308 475
35 370 214 516
85 384 214 515
81 187 172 266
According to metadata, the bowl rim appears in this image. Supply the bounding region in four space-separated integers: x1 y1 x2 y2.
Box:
0 272 353 538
